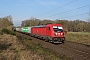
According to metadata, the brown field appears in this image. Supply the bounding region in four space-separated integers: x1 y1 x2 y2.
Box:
65 32 90 45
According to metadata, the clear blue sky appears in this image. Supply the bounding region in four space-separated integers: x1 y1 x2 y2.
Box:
0 0 90 26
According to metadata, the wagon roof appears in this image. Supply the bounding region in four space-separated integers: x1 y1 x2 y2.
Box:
46 24 62 26
32 25 46 28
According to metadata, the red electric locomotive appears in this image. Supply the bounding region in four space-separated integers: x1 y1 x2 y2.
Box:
31 24 65 43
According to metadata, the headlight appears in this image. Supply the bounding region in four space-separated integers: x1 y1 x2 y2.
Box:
61 33 63 35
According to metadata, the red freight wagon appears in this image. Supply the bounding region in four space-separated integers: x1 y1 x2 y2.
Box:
31 24 65 43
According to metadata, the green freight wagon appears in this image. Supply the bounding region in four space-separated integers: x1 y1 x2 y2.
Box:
22 27 31 33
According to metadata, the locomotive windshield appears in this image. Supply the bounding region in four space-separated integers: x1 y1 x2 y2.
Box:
53 26 63 32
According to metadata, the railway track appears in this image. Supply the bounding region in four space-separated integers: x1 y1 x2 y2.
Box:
16 32 90 60
59 43 90 60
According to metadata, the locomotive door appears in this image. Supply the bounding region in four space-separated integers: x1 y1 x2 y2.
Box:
46 27 51 36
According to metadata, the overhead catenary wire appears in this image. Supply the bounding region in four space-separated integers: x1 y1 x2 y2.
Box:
37 0 89 21
61 13 89 19
38 0 77 18
47 5 90 18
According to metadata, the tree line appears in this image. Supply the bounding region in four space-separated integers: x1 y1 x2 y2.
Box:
0 15 13 30
21 17 90 32
0 15 89 32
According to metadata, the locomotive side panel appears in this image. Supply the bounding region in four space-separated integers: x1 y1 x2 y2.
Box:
31 26 46 37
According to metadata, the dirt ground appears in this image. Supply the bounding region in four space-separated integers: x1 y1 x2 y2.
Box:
0 34 44 60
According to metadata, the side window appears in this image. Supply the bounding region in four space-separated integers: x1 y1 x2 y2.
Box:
48 27 50 30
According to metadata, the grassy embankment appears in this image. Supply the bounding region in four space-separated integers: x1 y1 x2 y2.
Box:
65 32 90 45
0 29 69 60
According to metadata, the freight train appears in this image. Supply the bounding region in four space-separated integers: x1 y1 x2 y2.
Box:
15 24 65 43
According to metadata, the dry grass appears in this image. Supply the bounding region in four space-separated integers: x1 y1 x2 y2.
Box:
0 34 44 60
65 32 90 45
0 34 19 60
0 34 64 60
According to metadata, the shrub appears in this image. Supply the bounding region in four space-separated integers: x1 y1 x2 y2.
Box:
1 28 16 35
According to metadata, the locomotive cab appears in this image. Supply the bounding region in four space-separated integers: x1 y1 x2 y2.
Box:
52 26 65 43
53 26 64 37
45 24 65 43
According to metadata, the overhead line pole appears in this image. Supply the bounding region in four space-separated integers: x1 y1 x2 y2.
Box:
87 5 90 22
